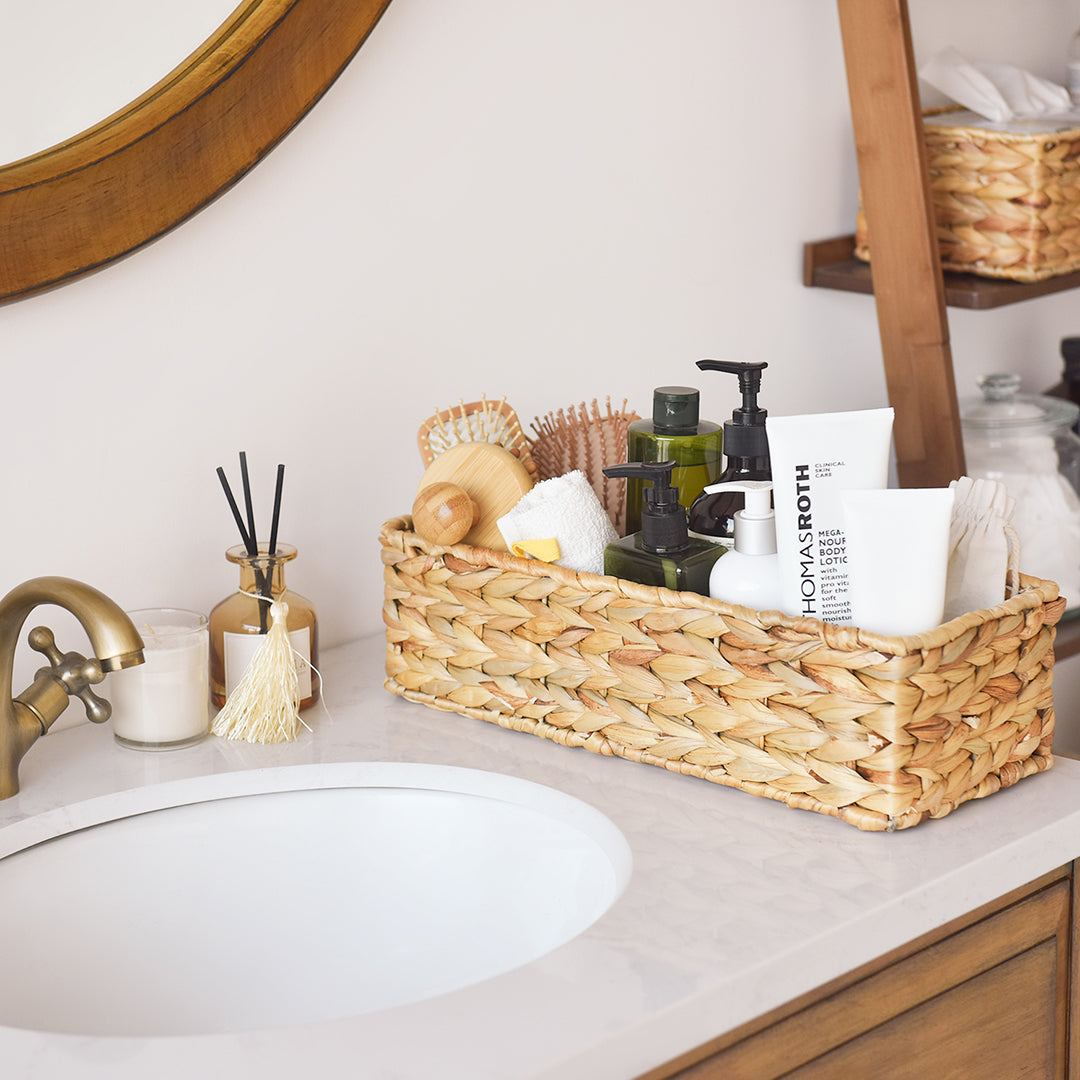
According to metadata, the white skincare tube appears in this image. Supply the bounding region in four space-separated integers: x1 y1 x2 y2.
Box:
766 408 893 623
841 488 955 636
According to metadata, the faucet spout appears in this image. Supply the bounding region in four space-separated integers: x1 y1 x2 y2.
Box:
0 577 145 799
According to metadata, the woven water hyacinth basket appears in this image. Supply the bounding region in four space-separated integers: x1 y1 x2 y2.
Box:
856 107 1080 282
381 517 1065 831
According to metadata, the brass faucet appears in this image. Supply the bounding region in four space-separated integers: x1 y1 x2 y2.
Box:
0 577 145 799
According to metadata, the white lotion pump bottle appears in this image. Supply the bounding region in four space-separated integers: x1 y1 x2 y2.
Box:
705 480 783 611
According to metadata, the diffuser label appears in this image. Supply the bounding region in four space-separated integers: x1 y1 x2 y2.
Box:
224 628 312 700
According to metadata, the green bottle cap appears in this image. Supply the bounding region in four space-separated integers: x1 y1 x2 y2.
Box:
652 387 700 434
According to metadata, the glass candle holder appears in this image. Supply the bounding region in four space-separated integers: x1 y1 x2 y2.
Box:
109 608 210 751
208 542 319 710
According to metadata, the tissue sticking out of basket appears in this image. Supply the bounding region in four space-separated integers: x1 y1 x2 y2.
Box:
530 399 640 535
918 48 1072 125
418 397 537 478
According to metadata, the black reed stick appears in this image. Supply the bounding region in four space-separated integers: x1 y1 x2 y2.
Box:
216 467 254 555
238 452 271 631
239 451 258 553
268 464 285 556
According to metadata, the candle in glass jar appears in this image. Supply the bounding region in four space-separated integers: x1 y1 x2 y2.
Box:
110 609 209 751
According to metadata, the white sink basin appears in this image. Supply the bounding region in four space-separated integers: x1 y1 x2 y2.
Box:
0 763 630 1037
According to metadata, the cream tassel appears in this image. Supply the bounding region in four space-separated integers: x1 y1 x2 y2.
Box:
211 599 304 743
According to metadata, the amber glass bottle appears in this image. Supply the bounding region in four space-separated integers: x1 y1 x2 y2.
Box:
209 543 319 710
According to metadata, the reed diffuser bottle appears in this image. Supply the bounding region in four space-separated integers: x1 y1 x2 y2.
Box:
209 543 319 710
211 455 319 715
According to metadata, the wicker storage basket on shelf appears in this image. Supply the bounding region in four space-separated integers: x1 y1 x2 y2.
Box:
381 517 1064 832
855 106 1080 282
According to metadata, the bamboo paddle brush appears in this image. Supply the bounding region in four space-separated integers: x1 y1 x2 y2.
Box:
418 397 537 477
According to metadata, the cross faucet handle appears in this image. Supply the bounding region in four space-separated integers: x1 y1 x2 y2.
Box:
27 626 111 724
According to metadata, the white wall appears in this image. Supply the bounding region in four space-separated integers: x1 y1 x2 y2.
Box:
4 0 1080 730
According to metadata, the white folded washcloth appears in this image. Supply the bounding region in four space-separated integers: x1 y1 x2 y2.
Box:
497 470 617 576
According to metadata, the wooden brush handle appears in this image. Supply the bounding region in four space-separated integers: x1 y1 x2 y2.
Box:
412 483 479 546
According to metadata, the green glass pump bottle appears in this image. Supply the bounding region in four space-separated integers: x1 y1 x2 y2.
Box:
602 460 723 595
625 386 722 534
688 360 771 547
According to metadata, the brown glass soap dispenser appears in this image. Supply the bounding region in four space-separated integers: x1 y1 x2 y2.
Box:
689 360 771 547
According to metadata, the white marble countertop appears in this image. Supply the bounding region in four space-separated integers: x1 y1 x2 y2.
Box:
4 634 1080 1079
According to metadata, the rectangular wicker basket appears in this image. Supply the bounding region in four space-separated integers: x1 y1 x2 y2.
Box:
856 106 1080 282
381 516 1064 831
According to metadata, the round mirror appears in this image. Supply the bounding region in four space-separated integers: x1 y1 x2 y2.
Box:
0 0 393 303
2 1 240 167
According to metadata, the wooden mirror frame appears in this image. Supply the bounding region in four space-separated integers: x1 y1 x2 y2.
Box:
0 0 392 304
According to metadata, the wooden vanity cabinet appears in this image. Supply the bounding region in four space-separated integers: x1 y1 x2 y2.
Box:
639 863 1077 1079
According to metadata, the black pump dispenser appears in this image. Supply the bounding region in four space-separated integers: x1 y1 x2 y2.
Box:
601 460 723 594
602 461 687 553
689 360 772 545
696 359 769 463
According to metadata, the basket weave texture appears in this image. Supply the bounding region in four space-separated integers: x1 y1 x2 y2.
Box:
856 106 1080 282
381 517 1064 831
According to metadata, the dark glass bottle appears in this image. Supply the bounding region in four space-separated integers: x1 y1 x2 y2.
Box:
1046 337 1080 435
625 387 722 534
689 360 771 546
602 461 723 595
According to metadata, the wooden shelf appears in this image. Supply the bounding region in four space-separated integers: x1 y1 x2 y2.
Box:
804 236 1080 311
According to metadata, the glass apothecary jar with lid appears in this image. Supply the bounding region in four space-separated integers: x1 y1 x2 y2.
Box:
960 373 1080 613
208 543 319 710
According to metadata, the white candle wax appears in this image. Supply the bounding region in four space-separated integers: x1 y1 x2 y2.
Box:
110 609 209 750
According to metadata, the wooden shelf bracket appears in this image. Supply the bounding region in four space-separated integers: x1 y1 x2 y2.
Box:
836 0 965 488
